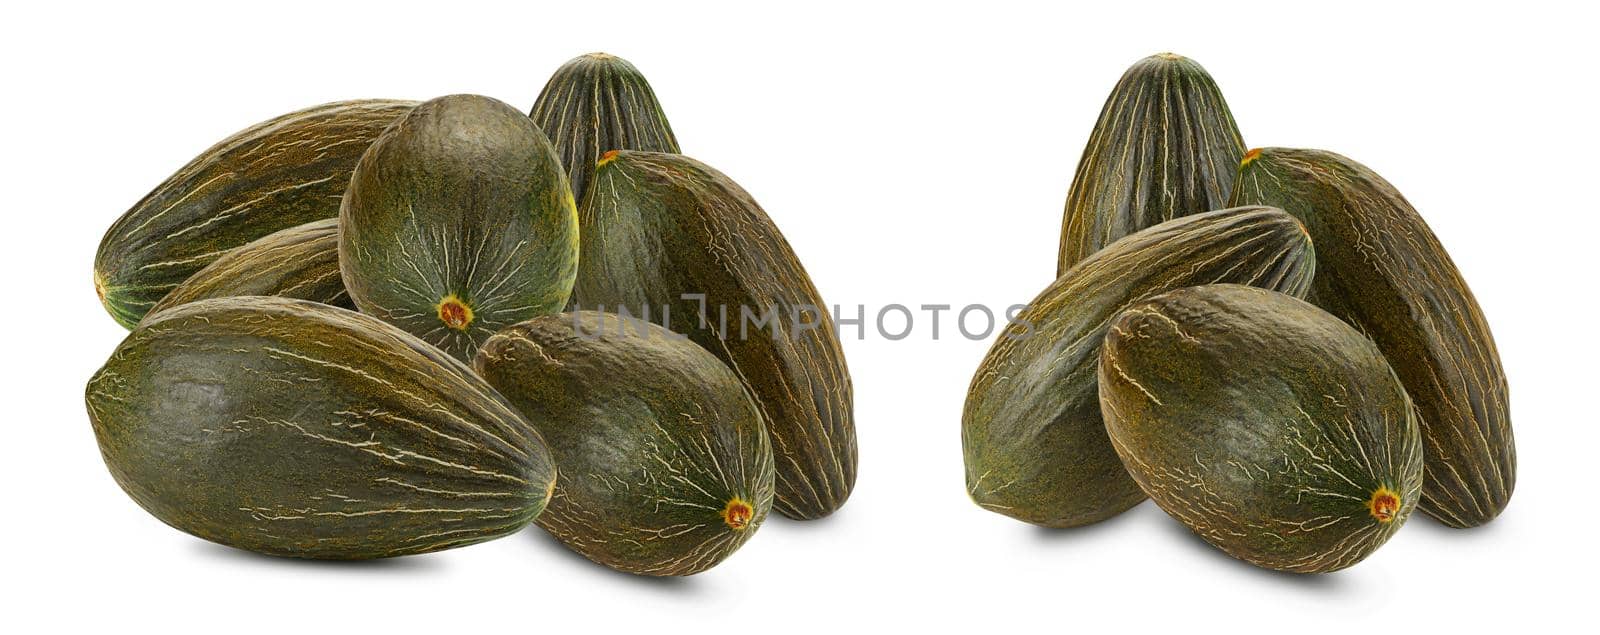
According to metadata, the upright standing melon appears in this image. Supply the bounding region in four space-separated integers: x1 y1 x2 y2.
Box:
147 218 350 318
530 52 680 205
85 297 557 559
476 312 775 576
1057 53 1244 274
1100 284 1424 573
574 151 855 520
340 94 579 362
964 207 1314 528
95 99 416 328
1231 147 1514 528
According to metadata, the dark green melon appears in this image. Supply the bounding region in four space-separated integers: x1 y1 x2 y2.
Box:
963 206 1314 528
1231 147 1514 528
339 94 579 362
530 52 680 206
147 218 349 318
475 311 775 576
84 296 556 559
95 99 416 329
1058 53 1244 275
1100 284 1424 573
574 151 854 520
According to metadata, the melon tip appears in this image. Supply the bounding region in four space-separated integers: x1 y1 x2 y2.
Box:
722 498 754 531
1241 148 1263 167
1155 51 1185 61
596 149 621 168
584 51 616 60
1368 487 1401 523
436 294 474 331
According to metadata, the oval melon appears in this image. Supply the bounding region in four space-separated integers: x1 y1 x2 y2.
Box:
1231 147 1514 528
1100 284 1424 573
94 99 415 328
476 311 774 576
574 151 855 520
963 206 1314 528
84 296 556 559
146 218 349 318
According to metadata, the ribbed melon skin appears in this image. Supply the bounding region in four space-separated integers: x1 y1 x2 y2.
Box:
476 312 775 576
94 99 416 329
574 151 855 520
84 297 556 559
1057 53 1244 275
339 94 579 362
1100 284 1424 573
530 52 680 206
146 218 350 319
1231 147 1515 528
964 207 1314 528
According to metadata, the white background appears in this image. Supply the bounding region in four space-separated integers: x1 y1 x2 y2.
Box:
4 1 1595 632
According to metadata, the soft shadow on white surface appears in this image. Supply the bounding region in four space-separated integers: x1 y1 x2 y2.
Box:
522 527 711 596
762 504 853 530
1025 499 1158 542
190 540 446 572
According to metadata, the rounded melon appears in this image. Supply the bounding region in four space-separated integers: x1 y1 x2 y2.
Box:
339 94 578 361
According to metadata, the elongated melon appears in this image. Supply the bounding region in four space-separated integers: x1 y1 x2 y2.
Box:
574 151 855 520
964 206 1314 528
147 218 349 318
339 94 579 362
94 99 416 328
476 312 774 576
84 297 556 559
1057 53 1244 274
1100 284 1424 573
530 52 680 204
1231 147 1514 528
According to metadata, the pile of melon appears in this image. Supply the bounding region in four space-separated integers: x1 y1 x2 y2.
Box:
87 53 856 576
961 53 1514 573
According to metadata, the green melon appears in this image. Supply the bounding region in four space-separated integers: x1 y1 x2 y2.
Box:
1058 53 1243 274
1232 147 1515 527
476 312 774 576
339 94 579 362
147 218 349 318
85 296 556 559
964 206 1314 528
94 99 415 328
574 151 855 520
530 52 680 205
1101 284 1424 573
